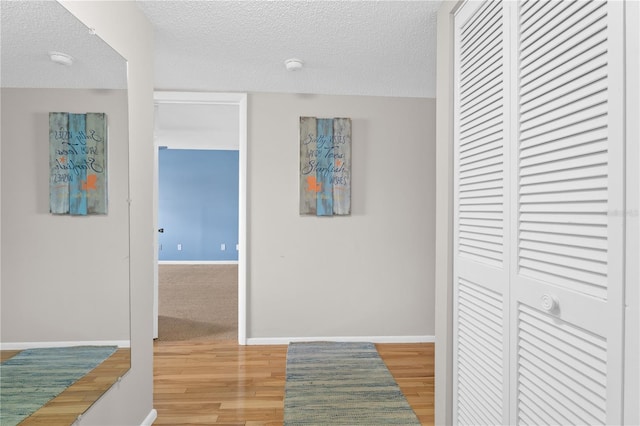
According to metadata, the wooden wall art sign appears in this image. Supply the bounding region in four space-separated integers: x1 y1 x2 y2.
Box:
300 117 351 216
49 112 108 215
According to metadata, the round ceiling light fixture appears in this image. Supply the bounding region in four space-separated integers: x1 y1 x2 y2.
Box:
284 58 303 71
49 51 74 66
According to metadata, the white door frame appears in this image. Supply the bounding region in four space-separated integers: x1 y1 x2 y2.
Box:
152 91 248 344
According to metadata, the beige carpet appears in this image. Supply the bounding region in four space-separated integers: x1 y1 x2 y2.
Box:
158 264 238 342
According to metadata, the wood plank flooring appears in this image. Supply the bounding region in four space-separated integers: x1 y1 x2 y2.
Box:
0 348 130 426
154 341 434 425
0 349 21 362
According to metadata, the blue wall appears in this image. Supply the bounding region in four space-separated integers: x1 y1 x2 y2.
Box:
158 149 239 261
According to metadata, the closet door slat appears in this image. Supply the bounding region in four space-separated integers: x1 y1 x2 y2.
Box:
453 1 509 424
513 1 624 424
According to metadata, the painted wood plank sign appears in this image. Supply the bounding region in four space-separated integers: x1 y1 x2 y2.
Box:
300 117 351 216
49 112 108 215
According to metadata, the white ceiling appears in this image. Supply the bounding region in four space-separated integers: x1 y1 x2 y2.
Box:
136 1 441 98
1 1 441 96
156 102 240 150
0 1 127 90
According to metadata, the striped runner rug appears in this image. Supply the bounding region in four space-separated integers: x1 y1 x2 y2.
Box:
0 345 117 426
284 341 421 425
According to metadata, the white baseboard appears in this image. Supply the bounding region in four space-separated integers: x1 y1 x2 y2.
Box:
246 335 435 345
158 260 238 265
0 340 131 350
140 409 157 426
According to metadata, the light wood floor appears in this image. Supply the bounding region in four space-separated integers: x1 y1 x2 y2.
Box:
0 348 131 426
154 341 434 425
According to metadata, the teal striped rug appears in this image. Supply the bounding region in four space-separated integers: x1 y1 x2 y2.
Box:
0 345 117 426
284 342 421 425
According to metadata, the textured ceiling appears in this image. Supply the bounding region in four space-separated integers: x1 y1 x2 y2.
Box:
0 1 127 90
136 1 441 98
1 1 441 97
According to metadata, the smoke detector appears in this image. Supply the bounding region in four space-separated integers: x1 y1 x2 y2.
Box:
284 58 303 71
49 51 74 66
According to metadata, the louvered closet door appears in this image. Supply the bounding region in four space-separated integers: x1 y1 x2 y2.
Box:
511 1 625 424
452 1 510 424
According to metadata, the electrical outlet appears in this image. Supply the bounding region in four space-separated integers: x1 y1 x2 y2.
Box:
221 243 226 251
177 243 182 251
236 244 239 251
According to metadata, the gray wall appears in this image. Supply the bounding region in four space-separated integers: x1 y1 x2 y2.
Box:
247 93 436 341
1 88 129 345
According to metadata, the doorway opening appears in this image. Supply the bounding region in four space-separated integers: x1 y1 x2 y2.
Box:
152 92 247 344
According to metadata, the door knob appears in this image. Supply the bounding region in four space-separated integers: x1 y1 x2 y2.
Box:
541 294 559 313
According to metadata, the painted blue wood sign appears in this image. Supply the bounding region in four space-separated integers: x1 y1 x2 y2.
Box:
49 112 108 215
300 117 351 216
